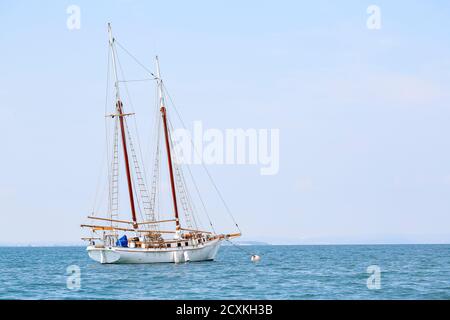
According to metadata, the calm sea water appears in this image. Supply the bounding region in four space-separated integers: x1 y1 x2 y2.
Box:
0 245 449 299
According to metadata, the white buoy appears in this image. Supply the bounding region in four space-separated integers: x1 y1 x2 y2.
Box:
251 255 261 262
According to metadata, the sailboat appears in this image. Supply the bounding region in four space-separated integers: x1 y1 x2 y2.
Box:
81 24 241 264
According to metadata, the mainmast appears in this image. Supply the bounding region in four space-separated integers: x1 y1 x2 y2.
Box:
108 23 138 229
156 56 181 234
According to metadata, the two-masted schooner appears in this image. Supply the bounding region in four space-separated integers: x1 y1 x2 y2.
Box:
81 24 241 264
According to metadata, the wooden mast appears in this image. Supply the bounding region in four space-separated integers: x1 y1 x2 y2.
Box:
108 23 138 229
156 56 181 232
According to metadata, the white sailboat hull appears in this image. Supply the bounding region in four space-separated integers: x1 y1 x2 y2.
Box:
86 238 222 264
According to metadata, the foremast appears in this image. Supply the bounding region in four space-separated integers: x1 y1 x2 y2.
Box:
155 57 182 237
108 23 138 230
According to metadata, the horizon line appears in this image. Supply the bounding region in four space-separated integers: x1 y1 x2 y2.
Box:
1 242 449 247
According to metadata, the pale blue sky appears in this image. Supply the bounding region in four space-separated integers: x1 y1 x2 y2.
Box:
1 1 450 244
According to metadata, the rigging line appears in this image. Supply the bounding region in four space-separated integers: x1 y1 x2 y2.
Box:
150 83 163 222
165 90 216 233
187 165 216 233
124 119 146 225
167 118 210 233
92 116 109 213
119 78 157 83
162 83 241 234
167 120 200 230
115 40 156 78
148 120 161 226
181 168 203 231
224 239 263 257
101 45 112 217
162 95 210 229
155 119 162 223
115 45 152 196
92 148 108 213
115 45 153 225
112 44 145 226
108 118 120 229
157 108 162 222
119 85 152 228
109 118 120 225
152 84 162 223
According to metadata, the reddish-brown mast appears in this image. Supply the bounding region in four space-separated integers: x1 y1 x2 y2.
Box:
160 105 180 231
108 24 138 229
156 56 181 232
117 101 138 229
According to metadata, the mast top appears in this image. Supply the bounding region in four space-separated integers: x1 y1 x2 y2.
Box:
108 23 121 103
155 56 166 109
155 55 161 78
107 23 114 43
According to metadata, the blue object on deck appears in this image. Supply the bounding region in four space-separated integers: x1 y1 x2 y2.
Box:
116 235 128 247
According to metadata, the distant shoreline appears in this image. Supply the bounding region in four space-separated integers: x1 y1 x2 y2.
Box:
1 243 449 248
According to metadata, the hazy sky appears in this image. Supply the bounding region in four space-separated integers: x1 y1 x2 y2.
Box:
1 0 450 244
